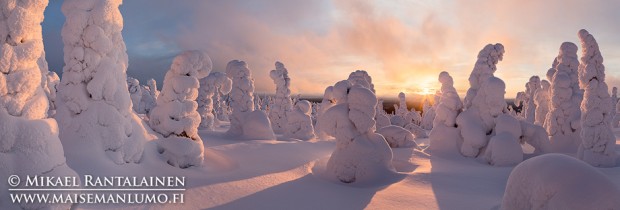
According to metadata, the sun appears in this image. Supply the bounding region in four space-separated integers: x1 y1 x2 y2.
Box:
419 87 433 95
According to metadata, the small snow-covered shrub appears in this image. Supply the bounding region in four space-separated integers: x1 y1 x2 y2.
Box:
501 154 620 210
285 100 315 140
376 125 417 148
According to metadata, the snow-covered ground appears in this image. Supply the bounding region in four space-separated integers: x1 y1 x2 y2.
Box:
64 119 620 210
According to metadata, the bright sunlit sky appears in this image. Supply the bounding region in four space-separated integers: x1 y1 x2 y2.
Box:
41 0 620 98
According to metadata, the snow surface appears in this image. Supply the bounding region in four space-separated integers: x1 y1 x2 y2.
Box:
577 29 618 167
501 154 620 209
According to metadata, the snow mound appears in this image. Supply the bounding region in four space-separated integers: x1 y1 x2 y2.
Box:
483 114 523 166
225 60 275 140
285 100 316 140
404 123 428 139
501 154 620 210
376 125 418 148
323 82 394 183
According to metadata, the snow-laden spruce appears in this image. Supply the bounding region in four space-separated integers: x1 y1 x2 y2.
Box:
544 42 582 153
421 99 435 130
533 80 550 126
127 77 142 113
0 1 79 208
428 71 463 155
523 76 540 123
268 61 292 134
348 70 375 93
137 78 158 115
149 50 211 168
375 100 391 129
463 43 505 109
395 92 408 117
225 60 275 140
285 100 315 140
45 71 60 116
197 72 232 130
56 0 148 164
457 76 507 157
501 154 620 210
323 80 393 183
577 29 617 167
611 87 618 128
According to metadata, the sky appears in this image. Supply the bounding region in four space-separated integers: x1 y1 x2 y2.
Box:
41 0 620 98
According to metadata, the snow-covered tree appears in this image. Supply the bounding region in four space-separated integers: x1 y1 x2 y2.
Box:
57 0 147 164
285 100 315 140
149 50 211 168
375 99 391 129
457 76 507 157
421 98 435 130
404 123 428 139
395 92 408 117
523 76 541 123
428 71 463 155
577 29 617 167
544 42 582 153
0 1 79 208
533 80 550 126
463 43 505 109
225 60 275 140
45 71 60 116
376 125 418 148
197 72 232 130
347 70 375 93
268 61 292 134
501 154 620 209
323 81 393 183
127 77 142 113
611 87 618 128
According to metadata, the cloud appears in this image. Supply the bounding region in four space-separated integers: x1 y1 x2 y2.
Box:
42 0 620 98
